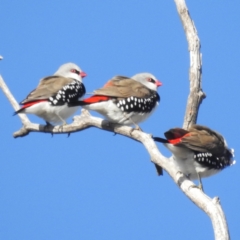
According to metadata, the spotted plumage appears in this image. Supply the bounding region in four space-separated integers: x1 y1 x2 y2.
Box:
193 151 233 170
68 73 162 126
115 93 160 114
153 125 235 185
49 80 85 106
15 63 87 125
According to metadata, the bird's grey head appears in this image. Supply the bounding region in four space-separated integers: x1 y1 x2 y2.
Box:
54 62 87 82
131 73 162 91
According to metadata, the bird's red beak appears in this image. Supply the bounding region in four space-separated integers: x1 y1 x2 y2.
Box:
156 80 162 87
80 71 87 78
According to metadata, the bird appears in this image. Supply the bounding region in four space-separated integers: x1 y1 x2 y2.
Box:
153 125 235 190
15 63 87 127
68 73 162 128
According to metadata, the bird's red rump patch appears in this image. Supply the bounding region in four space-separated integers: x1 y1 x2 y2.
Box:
103 80 114 87
168 137 182 144
22 100 47 109
168 133 191 144
83 95 110 103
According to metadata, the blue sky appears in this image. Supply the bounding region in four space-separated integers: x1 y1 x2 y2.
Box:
0 1 239 239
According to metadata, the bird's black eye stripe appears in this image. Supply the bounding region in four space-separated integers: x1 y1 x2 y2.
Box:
70 69 80 75
148 78 155 83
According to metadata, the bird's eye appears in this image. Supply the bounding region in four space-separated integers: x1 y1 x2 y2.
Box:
71 69 80 75
147 78 155 83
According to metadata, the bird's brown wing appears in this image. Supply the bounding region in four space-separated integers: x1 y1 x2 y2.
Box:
178 125 225 154
21 76 74 104
93 76 152 98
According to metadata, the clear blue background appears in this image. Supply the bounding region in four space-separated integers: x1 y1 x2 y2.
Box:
0 1 239 239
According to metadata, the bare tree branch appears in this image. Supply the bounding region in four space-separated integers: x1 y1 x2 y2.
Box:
174 0 206 130
0 75 31 127
0 1 230 239
175 0 229 239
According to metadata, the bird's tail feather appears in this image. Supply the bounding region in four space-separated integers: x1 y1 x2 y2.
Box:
68 101 86 107
13 107 25 115
153 136 169 143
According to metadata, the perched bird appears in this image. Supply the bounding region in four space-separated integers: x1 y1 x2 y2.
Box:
15 63 87 126
153 125 235 189
69 73 162 127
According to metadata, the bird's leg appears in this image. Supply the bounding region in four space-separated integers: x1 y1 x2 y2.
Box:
197 172 204 192
129 125 142 136
175 170 186 187
132 123 142 131
121 112 143 134
188 172 204 192
56 115 67 133
45 121 53 128
44 121 54 136
128 118 142 135
175 171 203 191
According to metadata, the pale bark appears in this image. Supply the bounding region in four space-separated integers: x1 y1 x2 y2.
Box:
175 0 229 239
175 0 206 130
0 0 230 239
